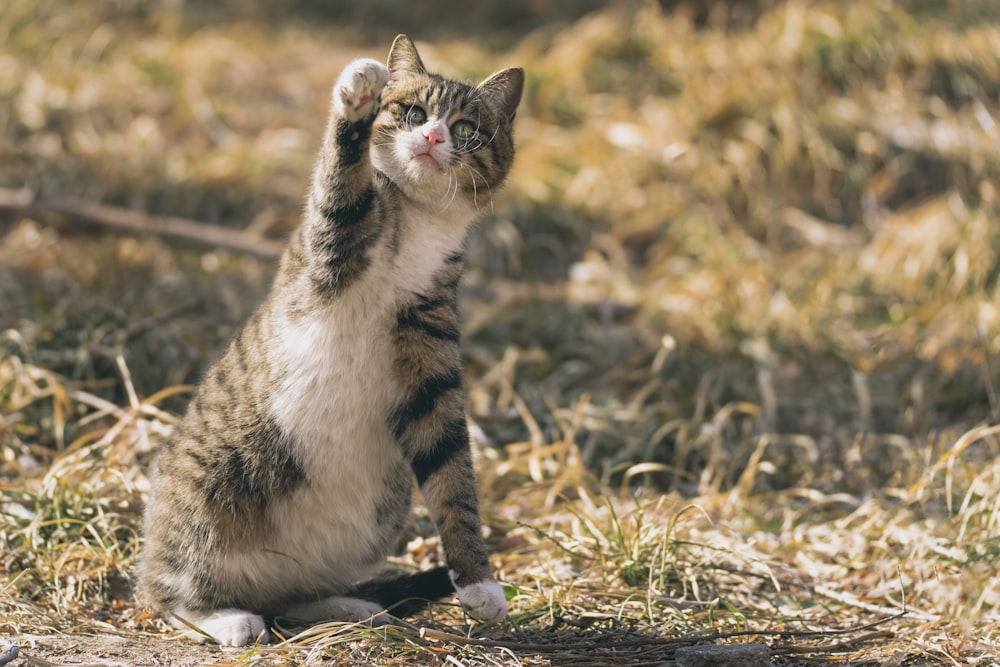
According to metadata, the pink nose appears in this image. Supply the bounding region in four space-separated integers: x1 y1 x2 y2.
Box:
424 126 445 145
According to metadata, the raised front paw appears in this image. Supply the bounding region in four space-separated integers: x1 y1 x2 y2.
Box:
455 578 507 623
335 58 390 123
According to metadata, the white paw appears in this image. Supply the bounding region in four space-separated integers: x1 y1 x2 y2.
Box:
454 578 507 623
283 596 391 626
335 58 389 122
179 608 269 646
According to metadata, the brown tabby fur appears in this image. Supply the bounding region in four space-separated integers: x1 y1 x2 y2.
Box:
138 35 523 646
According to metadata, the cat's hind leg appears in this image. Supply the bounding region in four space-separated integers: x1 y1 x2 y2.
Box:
282 596 392 626
172 607 270 646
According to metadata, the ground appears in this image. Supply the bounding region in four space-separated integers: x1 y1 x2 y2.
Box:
2 1 1000 665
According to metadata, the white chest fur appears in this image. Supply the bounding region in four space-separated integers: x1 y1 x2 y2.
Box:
270 203 469 447
264 282 402 585
248 204 471 592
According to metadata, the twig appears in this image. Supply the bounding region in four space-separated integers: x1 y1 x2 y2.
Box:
515 521 597 562
814 585 940 623
418 613 904 654
504 613 532 644
22 655 104 667
94 298 203 352
0 187 284 259
420 626 676 652
771 630 896 656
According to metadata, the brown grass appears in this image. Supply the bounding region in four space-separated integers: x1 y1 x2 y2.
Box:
2 0 999 664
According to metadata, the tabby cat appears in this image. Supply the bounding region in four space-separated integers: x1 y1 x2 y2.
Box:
138 35 523 646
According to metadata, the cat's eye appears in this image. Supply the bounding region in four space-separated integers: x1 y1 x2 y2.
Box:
452 120 476 141
405 106 427 125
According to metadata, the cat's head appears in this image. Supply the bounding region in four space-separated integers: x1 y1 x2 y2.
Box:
372 35 523 211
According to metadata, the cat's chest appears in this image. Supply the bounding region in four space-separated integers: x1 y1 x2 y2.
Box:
268 290 399 460
266 206 466 462
388 204 471 287
259 288 410 572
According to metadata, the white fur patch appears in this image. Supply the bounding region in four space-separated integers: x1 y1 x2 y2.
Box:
228 294 404 597
453 576 507 623
200 190 475 608
176 607 269 647
283 595 391 625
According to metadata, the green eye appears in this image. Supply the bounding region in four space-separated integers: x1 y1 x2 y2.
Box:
453 120 476 140
405 106 427 125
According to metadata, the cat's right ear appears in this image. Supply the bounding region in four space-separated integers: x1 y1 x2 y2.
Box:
387 34 427 80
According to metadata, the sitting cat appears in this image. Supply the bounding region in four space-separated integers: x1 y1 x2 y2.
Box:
138 34 523 647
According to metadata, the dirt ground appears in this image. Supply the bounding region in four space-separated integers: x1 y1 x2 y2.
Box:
6 634 245 667
3 1 1000 666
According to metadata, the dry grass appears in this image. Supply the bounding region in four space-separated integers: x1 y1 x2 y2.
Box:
2 0 1000 664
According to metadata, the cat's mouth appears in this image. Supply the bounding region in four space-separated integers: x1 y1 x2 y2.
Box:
411 149 446 170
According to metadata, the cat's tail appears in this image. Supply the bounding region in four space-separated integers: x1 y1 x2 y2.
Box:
348 566 456 618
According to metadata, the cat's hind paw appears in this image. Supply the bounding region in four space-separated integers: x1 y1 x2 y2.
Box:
454 578 507 623
283 595 392 626
335 59 390 123
176 608 270 646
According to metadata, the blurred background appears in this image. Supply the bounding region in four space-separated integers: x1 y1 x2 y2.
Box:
2 0 999 495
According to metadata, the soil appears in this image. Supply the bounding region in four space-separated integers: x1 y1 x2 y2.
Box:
6 634 259 667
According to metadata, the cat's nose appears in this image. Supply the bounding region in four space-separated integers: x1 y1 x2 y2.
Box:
423 126 445 145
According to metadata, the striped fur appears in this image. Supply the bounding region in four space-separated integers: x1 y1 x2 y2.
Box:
138 35 522 646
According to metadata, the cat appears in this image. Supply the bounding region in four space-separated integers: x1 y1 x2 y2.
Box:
138 35 523 647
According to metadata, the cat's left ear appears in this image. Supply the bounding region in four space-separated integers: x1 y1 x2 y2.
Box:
477 68 524 124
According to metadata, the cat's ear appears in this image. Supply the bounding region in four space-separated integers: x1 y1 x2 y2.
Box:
477 68 524 124
387 34 427 79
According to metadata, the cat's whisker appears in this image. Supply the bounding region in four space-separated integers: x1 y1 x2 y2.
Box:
483 125 502 148
456 161 494 213
453 138 485 155
453 161 473 196
438 170 460 211
447 174 462 210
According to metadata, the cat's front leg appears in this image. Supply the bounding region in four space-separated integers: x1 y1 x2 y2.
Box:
415 426 508 623
322 57 388 168
392 398 508 623
300 59 390 296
